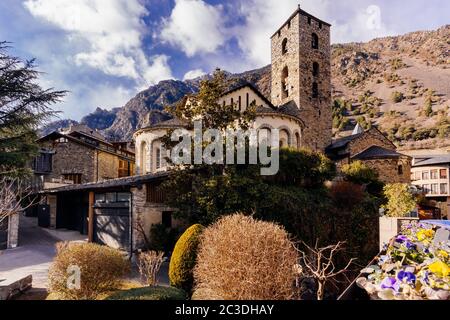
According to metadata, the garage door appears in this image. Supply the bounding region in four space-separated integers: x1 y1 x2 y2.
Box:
93 192 130 251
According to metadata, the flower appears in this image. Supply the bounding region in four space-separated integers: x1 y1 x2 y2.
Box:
438 250 449 259
405 241 416 250
396 235 408 243
428 260 450 277
397 270 416 284
417 229 435 242
381 277 400 293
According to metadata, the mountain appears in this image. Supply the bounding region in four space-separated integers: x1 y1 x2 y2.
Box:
44 26 449 150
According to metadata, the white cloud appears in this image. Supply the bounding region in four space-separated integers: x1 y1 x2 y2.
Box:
234 0 330 68
160 0 226 57
183 68 206 80
24 0 173 87
331 4 396 43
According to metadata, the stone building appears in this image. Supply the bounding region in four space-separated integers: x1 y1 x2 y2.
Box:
326 125 412 184
32 124 135 189
135 6 332 175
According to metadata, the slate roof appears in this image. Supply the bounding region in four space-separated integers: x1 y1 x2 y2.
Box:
41 172 169 194
326 133 363 151
413 155 450 167
351 146 409 160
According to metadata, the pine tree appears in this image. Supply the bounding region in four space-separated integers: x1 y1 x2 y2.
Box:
0 42 66 177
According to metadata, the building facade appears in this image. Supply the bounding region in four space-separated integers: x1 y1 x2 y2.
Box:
32 124 135 189
134 7 332 175
326 126 412 184
411 155 450 218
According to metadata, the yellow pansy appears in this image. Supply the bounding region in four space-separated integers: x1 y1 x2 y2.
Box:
428 260 450 277
417 229 435 241
438 250 449 259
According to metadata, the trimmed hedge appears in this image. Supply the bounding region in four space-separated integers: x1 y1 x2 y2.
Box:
106 286 187 300
169 224 204 293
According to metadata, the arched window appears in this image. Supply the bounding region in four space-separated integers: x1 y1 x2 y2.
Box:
279 129 290 148
258 127 271 146
398 164 403 175
312 82 319 98
282 38 288 55
155 147 161 170
281 67 289 99
312 33 319 49
295 132 301 149
313 62 319 77
140 141 147 174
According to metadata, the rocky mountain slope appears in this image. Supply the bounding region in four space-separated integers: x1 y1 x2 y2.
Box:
45 26 449 150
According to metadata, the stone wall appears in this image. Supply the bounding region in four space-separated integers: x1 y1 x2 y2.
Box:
97 151 119 181
271 10 332 151
41 140 96 184
359 157 412 184
131 185 184 251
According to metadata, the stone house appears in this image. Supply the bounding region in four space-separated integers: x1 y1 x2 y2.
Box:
32 124 135 189
326 125 412 184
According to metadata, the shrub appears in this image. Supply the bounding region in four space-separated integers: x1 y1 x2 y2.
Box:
149 223 181 254
137 251 166 286
106 286 187 300
193 214 298 300
382 183 417 217
169 224 204 293
48 242 130 300
341 161 379 185
329 181 364 209
391 91 404 103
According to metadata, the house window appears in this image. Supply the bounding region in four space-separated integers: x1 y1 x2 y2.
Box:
440 169 447 179
423 184 430 193
32 152 53 173
422 171 429 180
118 159 130 178
281 67 289 99
312 82 319 98
312 33 319 49
414 172 421 180
319 22 323 29
63 174 82 184
238 96 242 111
440 183 448 194
313 62 319 77
162 211 172 229
308 17 312 25
431 184 439 195
295 132 301 149
282 38 288 54
431 170 438 179
398 165 403 175
146 182 165 203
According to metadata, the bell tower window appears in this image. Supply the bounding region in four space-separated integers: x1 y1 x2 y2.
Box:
313 62 319 77
312 33 319 49
281 67 289 99
281 38 288 55
312 82 319 98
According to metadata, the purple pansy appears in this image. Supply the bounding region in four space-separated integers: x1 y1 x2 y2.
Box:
396 235 408 243
381 277 400 293
397 271 416 284
405 241 416 250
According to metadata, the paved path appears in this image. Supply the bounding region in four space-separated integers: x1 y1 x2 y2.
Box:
0 215 58 289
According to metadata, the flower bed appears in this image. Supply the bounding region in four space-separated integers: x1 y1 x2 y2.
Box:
357 221 449 300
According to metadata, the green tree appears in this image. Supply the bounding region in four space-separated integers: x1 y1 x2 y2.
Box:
381 183 417 217
0 42 66 177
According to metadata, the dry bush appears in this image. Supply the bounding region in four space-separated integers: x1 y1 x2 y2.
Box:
137 251 166 286
329 181 364 209
193 214 298 300
48 242 130 300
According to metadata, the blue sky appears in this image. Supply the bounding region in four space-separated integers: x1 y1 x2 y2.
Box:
0 0 448 120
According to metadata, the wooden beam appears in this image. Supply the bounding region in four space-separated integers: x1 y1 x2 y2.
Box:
88 191 94 242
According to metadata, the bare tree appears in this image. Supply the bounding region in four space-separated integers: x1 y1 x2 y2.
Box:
0 178 35 224
297 241 356 300
137 251 166 286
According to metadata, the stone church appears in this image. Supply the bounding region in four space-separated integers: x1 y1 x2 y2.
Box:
135 7 332 174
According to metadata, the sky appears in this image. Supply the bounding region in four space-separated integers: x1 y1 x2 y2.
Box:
0 0 448 121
